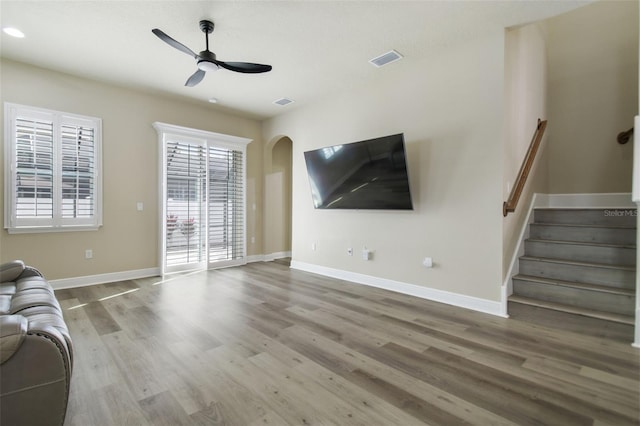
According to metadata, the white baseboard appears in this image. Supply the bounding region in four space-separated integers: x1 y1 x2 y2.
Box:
50 267 161 290
246 251 292 264
501 193 540 315
263 251 292 262
291 260 504 317
51 251 292 290
632 115 639 202
535 193 634 209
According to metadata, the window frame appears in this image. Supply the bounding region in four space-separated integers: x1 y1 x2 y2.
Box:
4 102 103 234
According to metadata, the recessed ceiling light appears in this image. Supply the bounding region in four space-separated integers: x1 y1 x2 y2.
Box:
3 27 25 38
369 50 403 68
208 97 218 103
273 98 294 106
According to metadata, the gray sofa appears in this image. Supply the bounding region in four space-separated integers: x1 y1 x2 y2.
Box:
0 260 73 426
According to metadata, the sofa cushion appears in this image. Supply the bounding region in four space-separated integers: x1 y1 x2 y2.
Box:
0 296 11 315
16 278 54 292
10 290 61 315
0 284 17 296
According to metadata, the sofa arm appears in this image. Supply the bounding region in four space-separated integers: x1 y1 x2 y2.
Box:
0 261 25 283
19 266 44 279
0 315 27 364
1 325 72 426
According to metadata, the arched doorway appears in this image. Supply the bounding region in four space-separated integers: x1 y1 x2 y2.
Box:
264 136 292 260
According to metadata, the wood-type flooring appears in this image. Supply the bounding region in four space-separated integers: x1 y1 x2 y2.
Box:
55 260 640 425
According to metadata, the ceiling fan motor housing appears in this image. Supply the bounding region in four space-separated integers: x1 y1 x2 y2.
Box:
197 50 219 71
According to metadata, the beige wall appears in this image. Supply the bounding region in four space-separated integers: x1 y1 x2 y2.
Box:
545 0 638 194
0 59 264 280
502 23 549 279
270 137 292 253
263 31 506 302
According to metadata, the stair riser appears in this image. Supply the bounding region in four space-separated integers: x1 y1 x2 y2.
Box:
529 224 636 246
534 209 637 227
507 302 634 341
512 279 635 316
519 258 634 289
524 240 636 266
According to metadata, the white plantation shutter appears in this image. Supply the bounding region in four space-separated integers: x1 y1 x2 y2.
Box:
14 117 54 221
165 141 207 268
155 122 250 275
208 147 244 262
4 103 102 232
61 123 97 221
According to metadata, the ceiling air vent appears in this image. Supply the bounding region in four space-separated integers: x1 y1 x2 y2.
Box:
273 98 294 106
369 50 403 68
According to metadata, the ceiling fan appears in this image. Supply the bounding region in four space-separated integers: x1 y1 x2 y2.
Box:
152 20 272 87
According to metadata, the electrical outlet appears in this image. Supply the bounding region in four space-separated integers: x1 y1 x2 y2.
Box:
362 248 371 260
85 249 93 259
311 243 316 251
347 248 353 256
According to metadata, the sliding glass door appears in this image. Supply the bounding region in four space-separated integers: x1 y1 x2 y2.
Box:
155 123 251 275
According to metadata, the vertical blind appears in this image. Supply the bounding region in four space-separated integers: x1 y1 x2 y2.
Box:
164 139 245 270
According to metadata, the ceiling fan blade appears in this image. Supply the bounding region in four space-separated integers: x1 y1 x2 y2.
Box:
185 69 206 87
152 28 197 58
216 61 272 74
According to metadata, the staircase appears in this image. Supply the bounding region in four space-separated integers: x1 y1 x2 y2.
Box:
508 208 637 341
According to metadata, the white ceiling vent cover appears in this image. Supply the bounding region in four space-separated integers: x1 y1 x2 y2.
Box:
369 50 403 68
273 98 295 106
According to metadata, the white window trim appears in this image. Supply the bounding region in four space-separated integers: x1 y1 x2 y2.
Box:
4 102 103 234
153 122 252 275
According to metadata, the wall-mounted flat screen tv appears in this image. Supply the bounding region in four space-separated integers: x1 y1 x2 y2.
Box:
303 133 413 210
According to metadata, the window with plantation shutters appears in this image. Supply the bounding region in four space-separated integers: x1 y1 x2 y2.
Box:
154 122 251 275
4 103 102 233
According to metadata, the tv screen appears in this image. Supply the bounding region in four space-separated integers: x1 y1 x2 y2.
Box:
303 133 413 210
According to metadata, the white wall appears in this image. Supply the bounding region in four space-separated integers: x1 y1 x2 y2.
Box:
263 31 506 304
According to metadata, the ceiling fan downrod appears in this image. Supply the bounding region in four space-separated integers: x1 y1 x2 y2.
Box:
199 20 214 51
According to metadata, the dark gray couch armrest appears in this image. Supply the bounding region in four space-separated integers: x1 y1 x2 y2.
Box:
0 315 28 364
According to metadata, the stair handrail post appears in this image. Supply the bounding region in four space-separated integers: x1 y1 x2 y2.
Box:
503 118 548 217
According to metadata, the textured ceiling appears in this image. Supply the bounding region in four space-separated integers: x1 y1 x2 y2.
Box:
0 1 591 120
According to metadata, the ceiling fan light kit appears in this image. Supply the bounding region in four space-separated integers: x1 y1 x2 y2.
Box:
152 19 272 87
198 61 220 72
